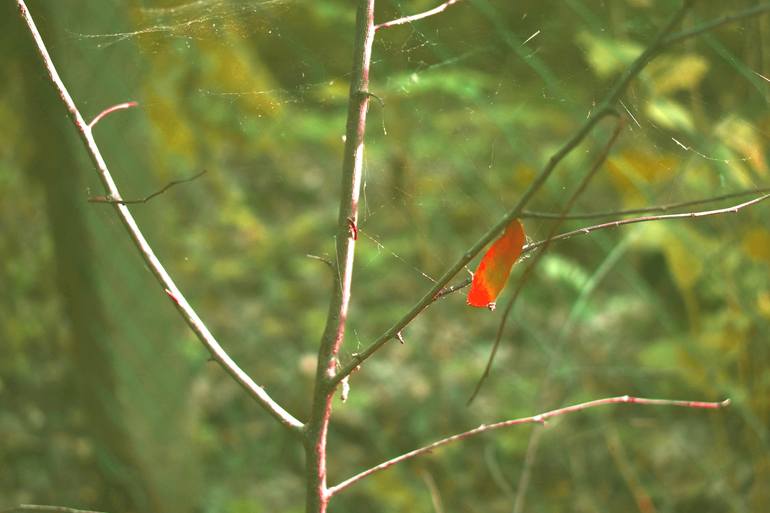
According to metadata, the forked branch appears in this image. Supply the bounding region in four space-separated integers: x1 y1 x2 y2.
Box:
332 1 695 387
468 119 625 403
16 0 303 433
435 192 770 300
327 395 730 496
375 0 464 31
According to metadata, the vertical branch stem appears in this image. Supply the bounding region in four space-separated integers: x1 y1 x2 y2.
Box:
304 1 376 512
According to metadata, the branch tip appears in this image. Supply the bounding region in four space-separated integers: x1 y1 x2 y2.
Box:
89 101 139 128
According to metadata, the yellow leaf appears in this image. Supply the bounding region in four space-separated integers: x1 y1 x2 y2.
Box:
742 228 770 263
664 235 703 290
645 97 695 133
715 117 768 176
648 54 710 96
606 149 680 206
576 31 643 78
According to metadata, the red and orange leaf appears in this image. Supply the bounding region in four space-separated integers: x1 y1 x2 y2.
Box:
467 219 526 310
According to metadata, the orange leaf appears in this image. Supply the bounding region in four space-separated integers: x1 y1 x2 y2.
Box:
467 219 526 310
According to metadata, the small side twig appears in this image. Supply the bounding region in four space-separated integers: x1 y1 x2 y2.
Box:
327 395 730 496
524 193 770 250
88 170 206 204
88 101 138 129
375 0 464 31
520 186 770 220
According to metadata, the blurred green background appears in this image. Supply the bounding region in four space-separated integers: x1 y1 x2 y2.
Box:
2 1 769 512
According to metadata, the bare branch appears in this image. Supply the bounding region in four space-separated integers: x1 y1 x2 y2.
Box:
434 192 770 300
331 1 707 387
16 0 303 433
663 3 770 47
327 395 730 496
524 193 770 249
88 101 138 129
375 0 464 31
88 170 206 204
468 120 625 404
2 506 105 513
520 186 770 220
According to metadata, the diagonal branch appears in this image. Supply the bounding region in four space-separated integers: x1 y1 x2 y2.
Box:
375 0 464 31
468 119 625 404
520 186 770 220
327 395 730 496
2 506 106 513
331 1 701 388
525 193 770 247
16 0 303 433
663 3 770 47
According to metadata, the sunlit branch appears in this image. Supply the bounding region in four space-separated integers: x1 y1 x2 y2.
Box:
327 395 730 496
88 101 138 129
520 186 770 220
331 1 701 389
468 120 625 404
15 0 303 433
527 193 770 247
375 0 464 31
2 506 105 513
304 1 377 511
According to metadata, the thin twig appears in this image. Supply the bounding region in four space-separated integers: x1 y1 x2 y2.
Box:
468 119 625 404
331 1 709 388
327 395 730 496
88 101 138 129
88 170 206 204
16 0 303 433
520 186 770 220
433 192 770 300
375 0 464 31
2 506 105 513
663 3 770 47
526 193 770 249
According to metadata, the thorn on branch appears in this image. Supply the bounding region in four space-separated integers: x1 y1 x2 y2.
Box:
307 253 335 271
164 288 180 305
346 217 358 240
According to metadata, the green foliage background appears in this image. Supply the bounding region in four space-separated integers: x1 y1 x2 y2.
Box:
2 1 769 512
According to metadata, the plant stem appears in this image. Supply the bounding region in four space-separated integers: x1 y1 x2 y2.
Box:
327 395 729 496
304 1 376 511
15 0 303 433
332 0 703 388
